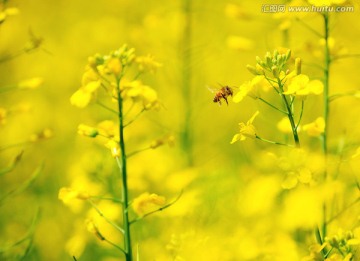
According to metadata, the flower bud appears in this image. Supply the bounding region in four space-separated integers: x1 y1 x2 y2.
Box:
78 124 98 138
272 65 279 78
256 56 262 65
265 52 272 67
246 65 258 75
285 49 291 61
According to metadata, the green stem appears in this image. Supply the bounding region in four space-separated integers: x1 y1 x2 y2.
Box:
181 0 193 166
88 200 124 234
296 100 304 130
255 135 293 147
115 76 133 261
322 13 330 156
278 79 300 147
258 97 288 114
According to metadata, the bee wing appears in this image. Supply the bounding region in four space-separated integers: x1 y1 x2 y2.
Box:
206 85 218 93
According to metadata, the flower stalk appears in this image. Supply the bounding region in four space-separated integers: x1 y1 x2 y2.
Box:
278 79 300 147
322 13 330 156
115 74 133 261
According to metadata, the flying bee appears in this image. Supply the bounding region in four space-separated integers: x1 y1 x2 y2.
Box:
208 85 234 106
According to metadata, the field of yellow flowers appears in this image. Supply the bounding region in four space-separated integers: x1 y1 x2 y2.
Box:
1 0 360 260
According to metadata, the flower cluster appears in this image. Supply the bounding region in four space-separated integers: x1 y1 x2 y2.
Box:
231 49 324 146
70 44 161 110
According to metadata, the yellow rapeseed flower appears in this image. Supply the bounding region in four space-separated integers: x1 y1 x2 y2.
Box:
58 187 90 204
121 80 159 110
132 192 166 216
135 54 162 73
303 117 325 137
231 111 259 143
106 57 122 76
71 67 101 108
284 74 323 97
277 117 294 134
233 76 266 103
70 89 92 108
77 124 99 138
97 120 117 138
85 219 105 241
104 140 121 158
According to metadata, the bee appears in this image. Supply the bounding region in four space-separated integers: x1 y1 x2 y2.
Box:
208 85 234 106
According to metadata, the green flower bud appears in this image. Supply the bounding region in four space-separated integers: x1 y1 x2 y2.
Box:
272 65 279 78
285 49 291 61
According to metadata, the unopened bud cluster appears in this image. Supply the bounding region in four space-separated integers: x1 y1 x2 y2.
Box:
249 49 292 78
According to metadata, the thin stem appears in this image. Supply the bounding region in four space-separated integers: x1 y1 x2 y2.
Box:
255 135 293 147
326 197 360 224
124 108 145 127
90 196 123 203
127 146 152 158
329 90 359 102
88 200 124 234
130 190 183 225
295 17 323 38
315 226 327 256
332 53 360 61
296 100 304 130
104 238 126 254
180 0 194 166
322 13 331 156
278 79 300 147
96 101 118 114
0 141 29 151
115 74 133 260
258 97 288 114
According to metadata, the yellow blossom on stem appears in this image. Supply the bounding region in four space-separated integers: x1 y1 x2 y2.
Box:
85 219 105 241
106 57 122 76
97 120 117 138
277 117 295 134
150 134 176 149
104 140 121 158
70 89 92 108
233 76 266 103
77 124 99 138
231 111 259 143
121 80 159 110
132 192 166 216
135 54 162 73
303 117 325 137
58 187 90 204
71 68 101 108
284 74 324 97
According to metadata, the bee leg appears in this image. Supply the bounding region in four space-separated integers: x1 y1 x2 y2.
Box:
224 97 228 105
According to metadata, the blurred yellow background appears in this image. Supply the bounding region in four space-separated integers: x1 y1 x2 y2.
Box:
1 0 360 260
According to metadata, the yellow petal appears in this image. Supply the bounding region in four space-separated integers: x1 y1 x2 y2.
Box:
230 133 242 144
307 80 324 95
70 89 92 108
